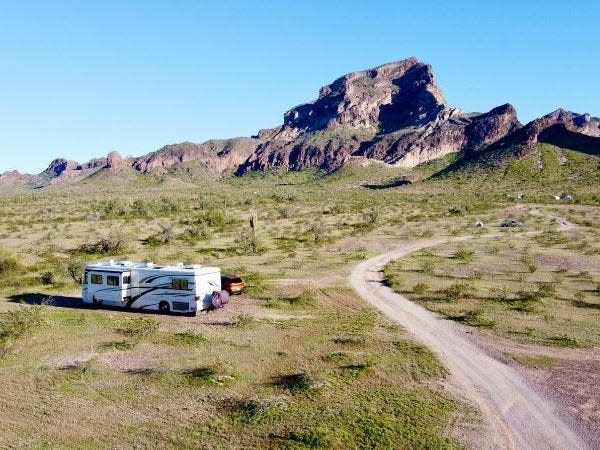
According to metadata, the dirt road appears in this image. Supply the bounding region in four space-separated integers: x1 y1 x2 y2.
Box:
350 237 589 449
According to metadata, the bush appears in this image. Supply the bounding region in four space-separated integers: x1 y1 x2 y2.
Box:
171 331 207 345
0 248 22 275
277 371 327 394
412 282 429 295
146 225 175 247
362 208 379 225
277 205 292 219
536 282 556 298
79 230 130 255
441 283 472 301
233 228 261 254
131 199 151 217
454 248 474 263
180 224 211 242
0 305 45 356
234 313 255 328
460 310 495 328
237 396 287 421
309 222 327 242
41 271 55 285
157 197 181 214
285 288 319 307
200 208 228 228
287 428 334 448
0 305 44 340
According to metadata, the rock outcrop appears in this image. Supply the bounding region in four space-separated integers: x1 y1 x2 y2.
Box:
132 138 262 175
41 158 79 178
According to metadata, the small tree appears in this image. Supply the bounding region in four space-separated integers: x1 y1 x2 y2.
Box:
66 258 85 284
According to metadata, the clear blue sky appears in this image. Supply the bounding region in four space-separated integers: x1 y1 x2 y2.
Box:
1 0 598 173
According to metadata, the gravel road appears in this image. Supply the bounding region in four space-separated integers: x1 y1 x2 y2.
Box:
350 237 589 449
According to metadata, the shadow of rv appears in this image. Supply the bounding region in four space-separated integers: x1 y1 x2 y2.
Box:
6 293 193 316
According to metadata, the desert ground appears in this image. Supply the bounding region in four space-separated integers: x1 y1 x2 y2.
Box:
1 161 599 448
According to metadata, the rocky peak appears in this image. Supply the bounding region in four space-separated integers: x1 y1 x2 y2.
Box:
106 151 124 170
41 158 79 178
279 58 447 136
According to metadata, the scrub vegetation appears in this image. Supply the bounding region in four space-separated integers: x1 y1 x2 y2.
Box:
1 142 600 446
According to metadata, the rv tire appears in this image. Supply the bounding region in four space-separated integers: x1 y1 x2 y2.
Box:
159 301 170 314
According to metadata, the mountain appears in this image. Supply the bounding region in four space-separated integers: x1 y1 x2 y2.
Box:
2 57 599 187
437 109 600 176
237 58 520 173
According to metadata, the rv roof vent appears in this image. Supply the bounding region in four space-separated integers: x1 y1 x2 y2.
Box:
117 260 134 266
146 262 154 267
176 262 184 267
185 264 202 269
108 259 115 265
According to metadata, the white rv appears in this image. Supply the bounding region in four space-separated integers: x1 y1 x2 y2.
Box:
82 260 227 314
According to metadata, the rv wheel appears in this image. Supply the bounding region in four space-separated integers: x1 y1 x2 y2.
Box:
92 296 99 307
159 301 170 314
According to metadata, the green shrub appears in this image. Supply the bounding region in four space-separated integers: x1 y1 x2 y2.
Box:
362 208 379 225
286 288 319 307
170 331 207 345
308 221 327 242
41 271 55 285
0 305 45 356
233 228 261 254
236 396 287 421
179 224 211 242
460 310 495 328
454 248 474 263
234 313 255 328
0 248 22 275
183 360 233 385
277 206 293 219
78 230 130 255
287 427 334 448
115 317 159 337
412 283 429 295
440 283 472 301
146 225 175 247
277 371 327 394
536 282 556 298
200 208 228 228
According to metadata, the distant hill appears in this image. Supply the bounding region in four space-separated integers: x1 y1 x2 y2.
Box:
1 58 598 189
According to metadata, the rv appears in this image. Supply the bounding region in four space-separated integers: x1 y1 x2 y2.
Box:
82 260 228 314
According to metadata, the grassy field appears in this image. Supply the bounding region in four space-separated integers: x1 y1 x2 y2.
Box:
383 227 600 348
1 143 600 447
0 289 468 448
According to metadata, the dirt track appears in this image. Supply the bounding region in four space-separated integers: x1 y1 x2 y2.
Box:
350 237 589 449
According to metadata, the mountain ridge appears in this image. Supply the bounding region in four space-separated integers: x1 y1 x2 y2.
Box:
2 58 599 188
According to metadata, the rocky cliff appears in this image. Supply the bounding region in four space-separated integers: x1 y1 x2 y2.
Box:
237 58 521 173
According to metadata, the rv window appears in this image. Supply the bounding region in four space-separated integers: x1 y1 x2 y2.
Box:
91 274 103 284
172 279 189 290
83 272 88 284
123 275 131 284
107 275 119 286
